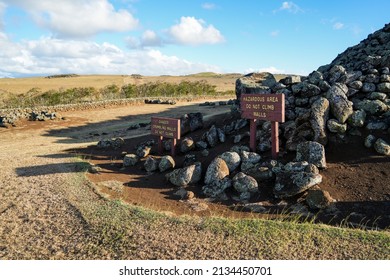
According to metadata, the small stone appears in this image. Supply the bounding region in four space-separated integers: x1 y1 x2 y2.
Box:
366 122 388 130
166 163 202 187
242 202 268 213
368 92 387 101
180 137 195 153
374 138 390 155
274 171 322 199
364 134 376 148
327 119 347 134
201 149 209 157
377 82 390 93
195 141 208 150
183 154 197 167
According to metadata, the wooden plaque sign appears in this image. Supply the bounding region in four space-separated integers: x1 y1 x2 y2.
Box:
241 94 285 122
151 117 180 156
151 117 181 139
240 93 285 159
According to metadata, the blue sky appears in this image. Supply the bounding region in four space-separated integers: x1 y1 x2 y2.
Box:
0 0 389 77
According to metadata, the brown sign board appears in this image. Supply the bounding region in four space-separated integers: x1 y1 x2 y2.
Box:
151 117 181 139
241 94 285 122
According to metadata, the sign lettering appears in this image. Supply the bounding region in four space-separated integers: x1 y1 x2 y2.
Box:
241 93 285 122
151 117 181 139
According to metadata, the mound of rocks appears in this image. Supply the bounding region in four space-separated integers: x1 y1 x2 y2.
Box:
235 23 390 156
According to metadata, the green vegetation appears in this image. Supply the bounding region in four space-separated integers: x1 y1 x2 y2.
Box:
1 80 225 108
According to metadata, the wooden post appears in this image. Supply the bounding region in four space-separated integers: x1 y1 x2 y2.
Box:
158 135 163 155
171 138 177 157
271 121 279 159
250 119 257 152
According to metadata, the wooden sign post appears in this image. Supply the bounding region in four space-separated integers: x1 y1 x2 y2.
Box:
151 117 181 156
240 94 285 159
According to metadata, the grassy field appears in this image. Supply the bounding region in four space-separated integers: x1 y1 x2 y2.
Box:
0 73 240 108
0 73 240 95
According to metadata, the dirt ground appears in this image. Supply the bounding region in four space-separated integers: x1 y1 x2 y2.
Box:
0 99 389 260
61 102 390 230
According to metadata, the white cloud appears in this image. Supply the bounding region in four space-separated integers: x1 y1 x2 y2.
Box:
126 30 163 49
270 30 280 37
245 66 286 74
167 16 225 45
202 3 216 10
0 35 221 76
333 22 344 30
2 0 139 38
275 1 303 14
0 2 6 30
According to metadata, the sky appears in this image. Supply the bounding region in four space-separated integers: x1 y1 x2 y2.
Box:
0 0 389 78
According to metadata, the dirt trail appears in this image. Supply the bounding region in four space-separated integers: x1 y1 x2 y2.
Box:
0 101 231 259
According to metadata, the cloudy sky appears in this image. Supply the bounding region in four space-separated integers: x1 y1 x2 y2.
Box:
0 0 389 77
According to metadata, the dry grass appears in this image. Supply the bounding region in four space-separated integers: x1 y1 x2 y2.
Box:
0 73 240 96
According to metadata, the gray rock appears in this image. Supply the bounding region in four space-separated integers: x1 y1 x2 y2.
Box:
364 134 376 148
292 82 321 97
241 151 261 165
327 83 353 123
234 132 250 144
284 161 319 174
377 82 390 93
144 156 159 172
274 171 322 199
356 100 388 115
296 141 326 169
242 202 268 213
235 72 276 101
180 112 203 135
346 71 363 84
374 138 390 155
318 80 331 92
202 177 232 199
282 75 301 85
327 119 347 134
257 138 272 152
159 155 175 172
97 139 112 149
366 122 388 130
195 140 208 150
234 119 248 130
368 92 387 101
348 80 363 90
219 151 241 172
136 146 151 158
166 162 202 187
380 74 390 82
204 158 230 185
230 145 250 154
123 154 138 167
310 97 330 145
183 154 197 167
163 139 172 151
205 125 219 147
364 74 379 83
217 128 226 143
308 71 323 85
180 137 195 153
245 165 274 182
232 172 258 193
306 188 333 210
348 110 366 127
361 82 376 93
201 149 209 157
327 65 347 85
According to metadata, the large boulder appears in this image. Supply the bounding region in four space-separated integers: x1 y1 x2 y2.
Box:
219 151 241 172
296 141 326 169
235 72 276 101
310 97 330 145
274 171 322 199
306 188 333 210
159 155 175 172
327 83 353 123
166 163 202 187
123 154 139 167
144 156 159 172
180 112 204 135
204 158 230 185
202 177 232 199
204 125 219 148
